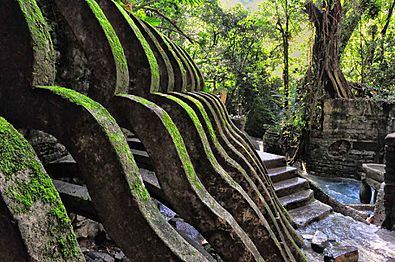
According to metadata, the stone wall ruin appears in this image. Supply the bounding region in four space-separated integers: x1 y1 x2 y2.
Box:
305 99 395 179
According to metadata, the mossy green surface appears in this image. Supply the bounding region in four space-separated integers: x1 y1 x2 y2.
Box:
0 117 81 260
170 42 195 90
160 110 204 192
156 93 218 166
121 94 204 192
86 0 129 93
157 33 187 90
112 3 160 93
135 18 175 91
176 45 200 90
37 86 150 201
18 0 56 85
182 95 217 143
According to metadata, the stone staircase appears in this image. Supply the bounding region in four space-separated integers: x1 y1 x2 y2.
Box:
258 151 333 228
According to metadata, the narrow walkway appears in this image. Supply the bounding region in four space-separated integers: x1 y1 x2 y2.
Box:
258 151 333 228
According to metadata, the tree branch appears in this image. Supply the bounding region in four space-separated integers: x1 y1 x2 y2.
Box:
143 7 196 44
133 0 158 11
381 0 395 37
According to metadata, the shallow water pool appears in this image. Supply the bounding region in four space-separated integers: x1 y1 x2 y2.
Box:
305 175 373 204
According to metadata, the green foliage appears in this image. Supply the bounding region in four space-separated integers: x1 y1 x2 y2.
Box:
140 0 394 155
245 96 280 138
342 0 395 98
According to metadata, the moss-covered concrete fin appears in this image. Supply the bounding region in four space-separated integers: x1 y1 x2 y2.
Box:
37 86 150 201
122 94 204 192
0 117 81 261
112 5 160 93
86 0 129 94
17 0 56 85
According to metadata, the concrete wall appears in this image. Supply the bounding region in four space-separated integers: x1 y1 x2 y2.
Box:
305 99 395 179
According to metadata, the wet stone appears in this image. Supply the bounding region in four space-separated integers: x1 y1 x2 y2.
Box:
169 217 206 244
323 244 358 262
311 231 329 253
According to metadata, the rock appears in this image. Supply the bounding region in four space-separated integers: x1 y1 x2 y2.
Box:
169 218 205 244
113 251 125 261
359 179 372 204
311 231 329 253
324 244 358 262
366 215 375 224
84 251 115 262
302 234 314 240
74 216 102 239
374 182 386 226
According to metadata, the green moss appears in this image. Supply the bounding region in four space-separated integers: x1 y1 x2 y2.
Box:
161 112 204 191
120 93 157 108
113 4 160 93
203 93 228 126
123 94 204 191
86 0 129 93
182 95 217 143
0 117 81 260
155 93 218 165
175 45 200 90
172 43 195 90
17 0 56 84
164 39 189 91
37 86 150 201
137 19 175 91
160 34 187 90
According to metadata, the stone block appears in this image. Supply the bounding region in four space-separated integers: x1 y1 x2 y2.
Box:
311 231 329 253
323 245 358 262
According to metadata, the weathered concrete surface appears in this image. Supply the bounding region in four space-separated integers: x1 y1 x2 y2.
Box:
169 42 198 91
170 92 296 260
162 36 195 91
129 15 175 93
0 1 208 260
0 117 82 261
177 46 205 91
154 93 290 261
47 1 272 259
95 0 160 96
193 92 305 248
138 20 187 92
110 95 261 261
53 0 129 105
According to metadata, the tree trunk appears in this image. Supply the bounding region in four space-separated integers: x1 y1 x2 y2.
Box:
305 0 353 98
276 0 290 108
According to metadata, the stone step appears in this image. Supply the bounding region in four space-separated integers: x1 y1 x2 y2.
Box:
45 158 171 209
279 189 314 210
273 177 309 198
131 149 153 170
127 137 146 151
288 200 332 228
256 151 286 169
268 166 297 183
